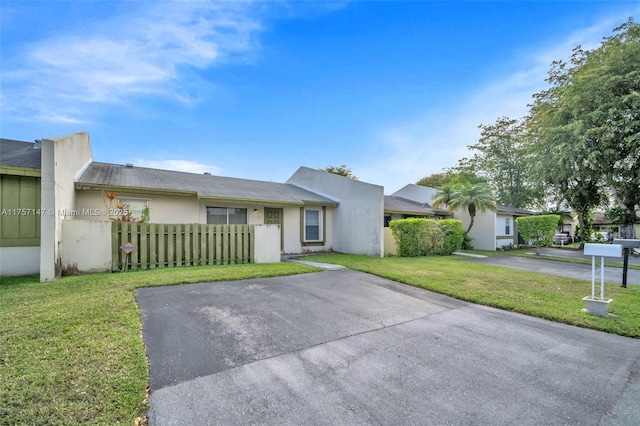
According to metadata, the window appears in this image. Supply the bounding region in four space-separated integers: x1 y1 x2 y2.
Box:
207 207 247 225
118 198 150 221
300 207 325 245
305 209 320 241
505 217 511 235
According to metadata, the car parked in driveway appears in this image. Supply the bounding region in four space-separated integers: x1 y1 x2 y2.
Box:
553 233 573 245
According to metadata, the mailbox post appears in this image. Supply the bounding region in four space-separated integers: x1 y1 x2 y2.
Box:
582 243 622 316
612 239 640 288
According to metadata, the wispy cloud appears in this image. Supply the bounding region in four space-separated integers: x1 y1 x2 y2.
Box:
361 13 634 193
2 1 260 124
135 159 223 176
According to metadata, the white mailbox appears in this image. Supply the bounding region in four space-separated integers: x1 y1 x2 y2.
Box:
583 243 622 257
582 243 622 315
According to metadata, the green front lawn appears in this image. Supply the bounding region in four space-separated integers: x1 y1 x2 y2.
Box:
0 263 321 425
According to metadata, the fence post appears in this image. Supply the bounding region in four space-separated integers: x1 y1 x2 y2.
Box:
111 221 120 271
140 223 148 270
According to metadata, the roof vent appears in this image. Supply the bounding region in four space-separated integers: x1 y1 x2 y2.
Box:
204 172 211 175
125 163 134 168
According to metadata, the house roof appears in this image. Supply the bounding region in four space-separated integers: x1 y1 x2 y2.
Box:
384 195 449 216
592 211 640 225
76 162 339 206
0 138 41 169
497 204 536 216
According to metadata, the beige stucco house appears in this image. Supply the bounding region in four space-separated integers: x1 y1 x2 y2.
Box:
1 132 386 281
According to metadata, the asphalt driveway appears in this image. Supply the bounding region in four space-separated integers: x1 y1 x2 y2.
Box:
137 270 640 425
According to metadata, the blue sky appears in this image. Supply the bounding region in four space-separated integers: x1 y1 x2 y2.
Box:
1 1 638 193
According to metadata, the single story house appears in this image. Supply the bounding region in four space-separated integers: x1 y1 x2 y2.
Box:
2 132 558 280
387 184 535 251
0 133 385 281
592 211 640 239
463 204 536 251
382 187 452 255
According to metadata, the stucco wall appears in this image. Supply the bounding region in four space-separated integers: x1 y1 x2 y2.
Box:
455 210 496 251
76 190 202 223
495 213 518 248
40 132 92 281
383 227 397 256
0 247 40 276
254 224 281 263
61 220 112 273
287 167 384 257
77 190 309 255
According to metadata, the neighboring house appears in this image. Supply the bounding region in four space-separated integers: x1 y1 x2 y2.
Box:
458 204 535 251
383 195 451 226
383 185 451 255
592 211 640 238
0 139 42 276
388 184 535 251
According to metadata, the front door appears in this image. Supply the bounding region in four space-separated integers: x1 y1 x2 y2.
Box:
264 208 283 250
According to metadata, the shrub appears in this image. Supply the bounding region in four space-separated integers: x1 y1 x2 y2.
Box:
461 233 474 250
389 218 442 257
516 214 560 255
436 219 465 255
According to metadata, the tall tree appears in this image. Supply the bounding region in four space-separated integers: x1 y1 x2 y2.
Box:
416 171 484 188
529 18 640 238
433 182 497 234
320 165 358 180
456 117 544 209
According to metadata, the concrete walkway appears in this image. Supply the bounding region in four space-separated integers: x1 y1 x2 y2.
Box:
285 258 346 271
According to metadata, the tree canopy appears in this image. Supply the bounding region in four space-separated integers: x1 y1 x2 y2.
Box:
528 18 640 238
416 171 484 188
319 165 358 180
432 182 497 234
455 117 544 209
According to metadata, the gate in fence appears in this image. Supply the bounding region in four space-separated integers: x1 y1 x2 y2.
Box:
111 222 254 271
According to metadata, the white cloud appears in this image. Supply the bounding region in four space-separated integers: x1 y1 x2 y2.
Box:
362 14 633 194
135 159 223 176
2 1 260 124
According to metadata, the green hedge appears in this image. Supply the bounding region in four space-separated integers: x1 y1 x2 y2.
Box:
437 219 465 255
389 218 464 257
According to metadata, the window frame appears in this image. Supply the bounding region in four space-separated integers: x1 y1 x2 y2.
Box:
206 206 248 225
505 217 511 235
301 206 326 245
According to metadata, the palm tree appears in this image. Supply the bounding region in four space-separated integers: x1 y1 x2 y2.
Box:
431 183 457 210
434 182 497 234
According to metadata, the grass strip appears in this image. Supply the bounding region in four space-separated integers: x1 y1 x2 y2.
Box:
0 263 320 425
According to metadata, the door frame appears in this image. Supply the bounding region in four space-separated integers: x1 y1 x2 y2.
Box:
264 207 284 250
